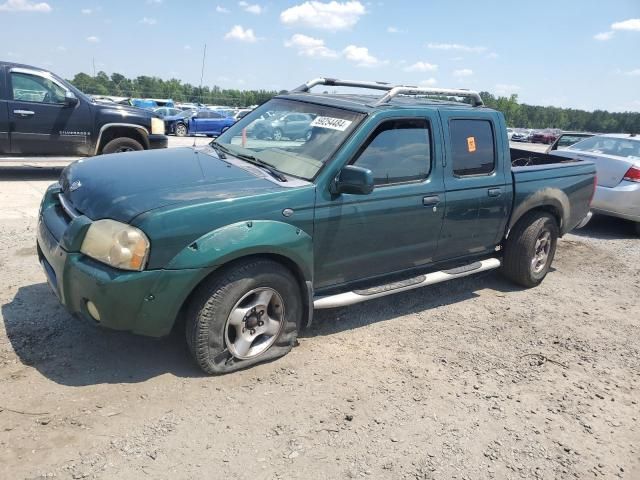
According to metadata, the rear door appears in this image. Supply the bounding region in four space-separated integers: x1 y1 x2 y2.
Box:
0 66 9 154
7 67 92 156
436 111 510 260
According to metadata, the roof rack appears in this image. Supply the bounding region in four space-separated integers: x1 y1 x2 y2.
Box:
291 77 484 107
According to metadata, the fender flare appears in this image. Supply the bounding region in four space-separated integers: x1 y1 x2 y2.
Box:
508 187 570 236
166 220 314 282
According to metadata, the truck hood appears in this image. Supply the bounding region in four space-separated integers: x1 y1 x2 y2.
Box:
60 148 284 222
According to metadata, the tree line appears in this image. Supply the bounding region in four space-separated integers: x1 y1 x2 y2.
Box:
68 72 640 133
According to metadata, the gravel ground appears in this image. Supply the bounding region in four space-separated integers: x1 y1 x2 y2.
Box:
0 149 638 479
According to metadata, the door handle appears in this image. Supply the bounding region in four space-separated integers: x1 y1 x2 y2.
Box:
422 195 440 206
488 188 502 197
13 109 35 117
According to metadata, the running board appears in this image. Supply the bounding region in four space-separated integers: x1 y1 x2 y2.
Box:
313 258 501 309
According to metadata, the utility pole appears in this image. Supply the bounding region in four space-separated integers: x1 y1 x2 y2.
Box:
92 57 96 77
199 44 207 104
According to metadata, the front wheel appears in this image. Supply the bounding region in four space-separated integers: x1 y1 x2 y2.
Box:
272 128 283 141
102 137 144 154
185 259 301 375
501 212 559 288
175 123 188 137
634 222 640 237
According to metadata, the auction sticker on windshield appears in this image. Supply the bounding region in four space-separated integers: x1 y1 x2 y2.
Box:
310 116 353 131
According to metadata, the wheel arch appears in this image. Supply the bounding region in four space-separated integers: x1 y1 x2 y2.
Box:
507 189 569 238
96 123 150 154
169 220 315 332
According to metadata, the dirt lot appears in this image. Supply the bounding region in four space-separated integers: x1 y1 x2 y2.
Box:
0 151 638 479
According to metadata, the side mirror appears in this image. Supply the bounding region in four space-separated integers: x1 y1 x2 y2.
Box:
330 165 374 195
64 91 79 107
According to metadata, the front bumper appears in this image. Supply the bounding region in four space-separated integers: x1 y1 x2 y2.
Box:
36 192 208 337
148 134 168 150
592 181 640 222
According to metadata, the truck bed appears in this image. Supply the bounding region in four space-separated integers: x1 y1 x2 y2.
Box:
510 148 596 235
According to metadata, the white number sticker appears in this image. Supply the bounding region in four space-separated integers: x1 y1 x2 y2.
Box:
310 116 353 131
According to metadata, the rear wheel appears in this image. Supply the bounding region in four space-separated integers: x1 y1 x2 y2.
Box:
501 212 559 288
175 123 188 137
185 259 301 375
272 128 283 141
102 137 144 154
634 222 640 237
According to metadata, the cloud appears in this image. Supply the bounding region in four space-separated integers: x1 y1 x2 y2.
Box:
404 61 438 72
387 26 401 33
594 31 614 41
280 1 366 30
146 0 162 3
140 16 157 24
495 83 521 95
224 25 257 42
56 45 66 51
86 36 99 43
611 18 640 31
486 52 499 59
81 8 91 14
453 68 473 77
239 1 262 14
594 18 640 41
427 42 486 53
184 44 191 50
216 5 229 13
285 34 338 58
343 44 385 67
0 0 51 12
625 68 640 76
419 78 437 87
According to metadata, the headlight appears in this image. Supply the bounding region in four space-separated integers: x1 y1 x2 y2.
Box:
151 117 165 135
80 219 150 271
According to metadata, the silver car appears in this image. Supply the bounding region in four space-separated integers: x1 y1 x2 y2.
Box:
552 134 640 234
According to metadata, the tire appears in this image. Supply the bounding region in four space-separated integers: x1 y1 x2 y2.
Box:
272 128 283 141
101 137 144 154
185 259 301 375
635 222 640 237
206 134 214 138
501 212 559 288
175 123 188 137
221 127 229 134
304 130 313 141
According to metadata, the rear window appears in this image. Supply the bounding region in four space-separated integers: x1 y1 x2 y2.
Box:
450 119 496 176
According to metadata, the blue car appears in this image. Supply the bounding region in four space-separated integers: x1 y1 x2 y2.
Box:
187 110 236 137
164 110 196 136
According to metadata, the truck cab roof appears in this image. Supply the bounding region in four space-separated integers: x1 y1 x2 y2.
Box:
278 77 488 114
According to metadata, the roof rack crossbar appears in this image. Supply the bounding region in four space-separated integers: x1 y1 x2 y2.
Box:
291 77 484 107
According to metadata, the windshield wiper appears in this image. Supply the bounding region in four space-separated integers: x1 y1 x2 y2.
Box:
211 142 287 182
210 141 227 159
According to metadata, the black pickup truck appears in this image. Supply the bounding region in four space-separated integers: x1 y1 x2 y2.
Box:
0 61 167 158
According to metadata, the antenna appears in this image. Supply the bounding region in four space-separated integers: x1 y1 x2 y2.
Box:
193 43 207 148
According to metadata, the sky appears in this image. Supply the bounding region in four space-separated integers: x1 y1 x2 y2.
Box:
1 0 639 112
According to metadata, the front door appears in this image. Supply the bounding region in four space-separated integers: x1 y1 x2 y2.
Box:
314 114 445 289
0 68 9 154
436 111 510 260
8 68 92 156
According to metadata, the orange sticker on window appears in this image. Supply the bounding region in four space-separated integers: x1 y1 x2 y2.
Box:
467 136 477 152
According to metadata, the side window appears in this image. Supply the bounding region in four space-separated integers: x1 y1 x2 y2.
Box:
210 112 223 119
353 118 431 186
11 72 66 104
450 119 495 176
197 110 210 119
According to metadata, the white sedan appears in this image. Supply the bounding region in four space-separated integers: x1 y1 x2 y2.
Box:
551 134 640 235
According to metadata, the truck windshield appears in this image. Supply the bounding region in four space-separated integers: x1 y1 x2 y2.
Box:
214 98 365 180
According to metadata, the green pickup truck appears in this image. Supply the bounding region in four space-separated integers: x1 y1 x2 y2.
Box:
36 78 596 374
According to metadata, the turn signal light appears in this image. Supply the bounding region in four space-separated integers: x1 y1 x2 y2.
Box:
623 166 640 183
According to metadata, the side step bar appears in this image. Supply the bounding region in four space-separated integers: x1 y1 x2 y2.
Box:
313 258 501 309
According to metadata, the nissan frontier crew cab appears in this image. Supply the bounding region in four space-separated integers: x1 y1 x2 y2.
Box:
36 78 596 374
0 61 167 159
